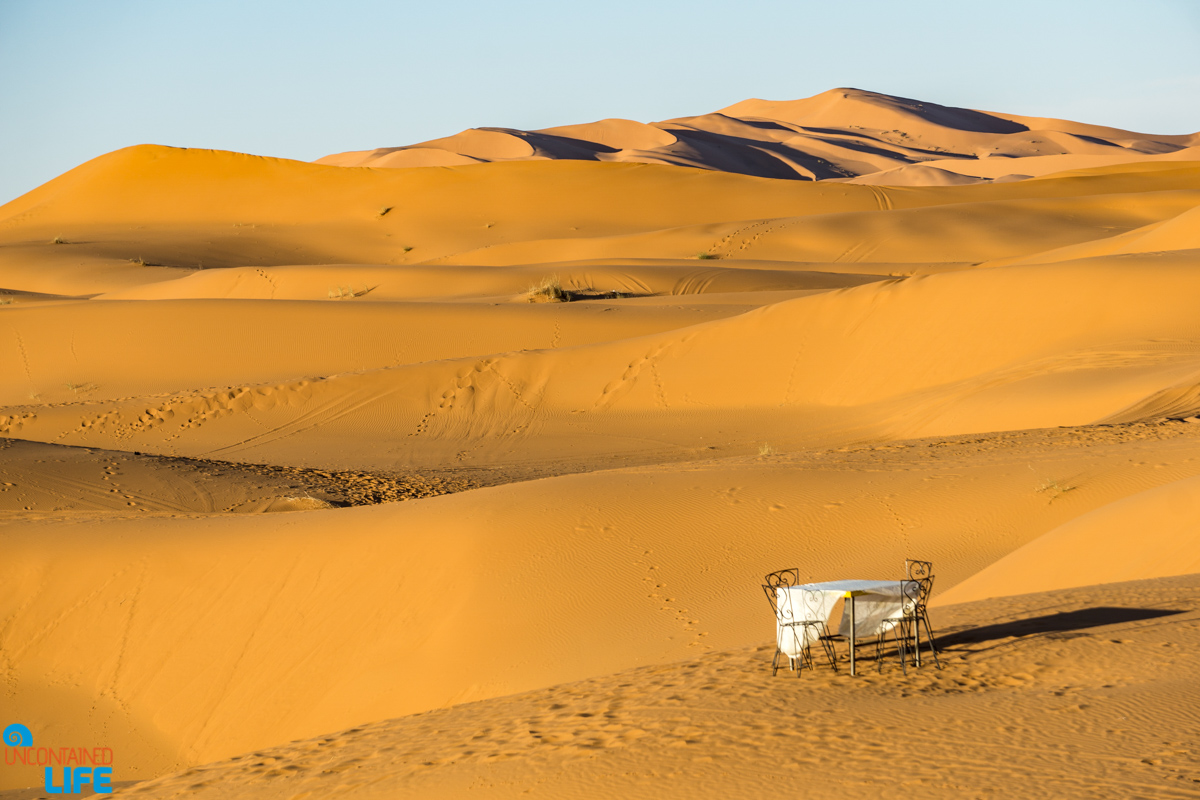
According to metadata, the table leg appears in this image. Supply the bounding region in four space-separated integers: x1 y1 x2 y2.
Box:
849 594 856 677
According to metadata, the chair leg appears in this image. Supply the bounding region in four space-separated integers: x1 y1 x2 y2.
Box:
820 636 839 673
873 622 904 675
920 610 942 669
902 614 920 668
799 639 815 675
773 626 798 676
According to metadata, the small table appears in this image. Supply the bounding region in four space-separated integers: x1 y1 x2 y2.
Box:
795 580 909 676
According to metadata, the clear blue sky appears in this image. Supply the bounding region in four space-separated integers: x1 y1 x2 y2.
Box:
2 0 1198 204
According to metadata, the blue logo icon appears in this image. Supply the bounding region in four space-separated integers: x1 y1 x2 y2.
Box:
3 724 31 747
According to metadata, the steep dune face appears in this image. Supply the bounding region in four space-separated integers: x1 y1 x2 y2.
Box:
7 424 1200 780
723 88 1030 140
939 472 1200 604
90 574 1200 800
317 88 1199 185
4 91 1200 796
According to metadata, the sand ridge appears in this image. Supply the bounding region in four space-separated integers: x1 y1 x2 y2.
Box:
38 574 1200 799
5 419 1200 785
3 89 1200 796
319 88 1200 186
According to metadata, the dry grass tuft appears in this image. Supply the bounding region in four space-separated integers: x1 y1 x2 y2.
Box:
1029 465 1078 502
526 276 567 303
1037 479 1077 502
524 278 639 303
328 285 377 300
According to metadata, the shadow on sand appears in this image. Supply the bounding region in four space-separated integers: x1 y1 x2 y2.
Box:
937 606 1186 648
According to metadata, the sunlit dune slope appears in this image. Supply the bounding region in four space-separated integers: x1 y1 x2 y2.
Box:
0 146 891 294
940 471 1200 604
433 183 1200 266
88 261 885 302
318 88 1200 185
9 254 1200 470
4 96 1200 799
4 143 1198 295
0 438 309 513
1 151 1199 473
5 421 1200 785
0 439 466 514
0 297 761 406
77 575 1200 800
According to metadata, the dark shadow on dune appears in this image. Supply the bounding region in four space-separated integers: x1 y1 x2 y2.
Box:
708 116 801 134
1069 132 1122 148
937 607 1185 647
666 128 852 180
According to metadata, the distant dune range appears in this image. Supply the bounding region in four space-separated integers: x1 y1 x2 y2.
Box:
2 89 1200 795
318 88 1200 185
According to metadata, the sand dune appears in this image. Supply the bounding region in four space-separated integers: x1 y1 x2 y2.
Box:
5 420 1200 785
12 254 1200 473
0 439 469 514
69 575 1200 799
940 472 1200 604
3 89 1200 797
318 88 1199 186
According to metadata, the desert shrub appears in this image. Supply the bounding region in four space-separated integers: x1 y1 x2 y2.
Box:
526 276 566 303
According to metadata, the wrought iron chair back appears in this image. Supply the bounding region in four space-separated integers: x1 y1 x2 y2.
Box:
906 559 933 581
762 568 800 617
912 575 934 608
764 568 801 589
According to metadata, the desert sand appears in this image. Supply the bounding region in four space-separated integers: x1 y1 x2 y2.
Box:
2 88 1199 797
317 88 1200 185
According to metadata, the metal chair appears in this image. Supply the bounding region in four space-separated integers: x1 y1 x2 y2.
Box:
904 559 942 668
869 578 930 674
874 616 910 674
764 568 801 591
762 577 839 676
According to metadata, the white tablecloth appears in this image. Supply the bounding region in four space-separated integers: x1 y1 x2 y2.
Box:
782 581 914 640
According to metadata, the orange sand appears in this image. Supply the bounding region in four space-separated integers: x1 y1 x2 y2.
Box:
1 89 1199 797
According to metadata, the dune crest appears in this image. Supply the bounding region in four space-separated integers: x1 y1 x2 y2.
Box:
938 472 1200 604
315 87 1200 185
4 88 1200 797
